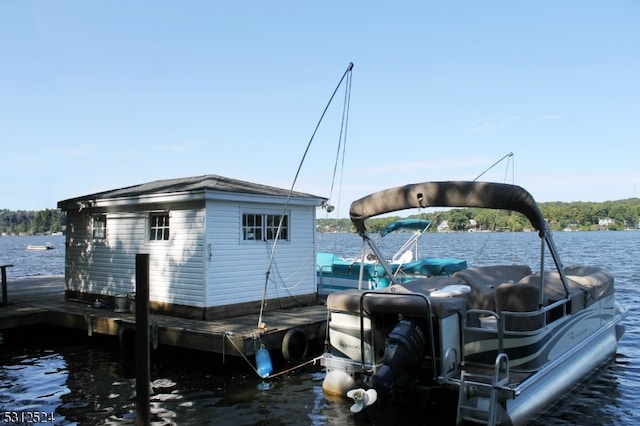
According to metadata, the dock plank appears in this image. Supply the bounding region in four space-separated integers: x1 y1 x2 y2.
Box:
0 275 327 359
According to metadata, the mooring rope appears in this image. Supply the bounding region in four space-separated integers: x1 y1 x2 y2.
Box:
224 333 320 379
267 358 318 379
224 333 262 377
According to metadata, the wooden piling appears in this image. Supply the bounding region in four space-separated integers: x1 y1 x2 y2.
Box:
1 264 13 306
135 254 150 425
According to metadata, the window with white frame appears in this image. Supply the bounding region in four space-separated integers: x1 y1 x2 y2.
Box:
92 214 107 239
242 212 288 241
149 212 170 241
242 213 262 241
266 213 288 240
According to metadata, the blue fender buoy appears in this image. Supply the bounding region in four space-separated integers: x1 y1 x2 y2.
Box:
256 346 273 378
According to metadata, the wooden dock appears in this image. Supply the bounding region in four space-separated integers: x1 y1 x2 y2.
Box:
0 275 328 364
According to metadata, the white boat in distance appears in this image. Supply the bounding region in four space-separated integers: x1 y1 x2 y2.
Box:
27 243 54 251
320 181 628 425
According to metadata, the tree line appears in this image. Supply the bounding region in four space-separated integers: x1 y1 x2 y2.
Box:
0 209 65 235
318 198 640 233
2 197 639 236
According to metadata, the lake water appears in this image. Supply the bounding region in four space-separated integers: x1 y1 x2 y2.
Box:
0 235 65 278
0 232 638 425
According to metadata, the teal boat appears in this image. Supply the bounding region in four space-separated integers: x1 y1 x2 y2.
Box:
317 219 467 295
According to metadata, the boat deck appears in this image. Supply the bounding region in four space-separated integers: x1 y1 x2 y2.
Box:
0 275 327 361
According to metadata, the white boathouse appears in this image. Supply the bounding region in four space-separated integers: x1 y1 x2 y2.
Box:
57 175 327 320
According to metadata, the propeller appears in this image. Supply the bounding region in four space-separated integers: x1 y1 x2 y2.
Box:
346 388 378 413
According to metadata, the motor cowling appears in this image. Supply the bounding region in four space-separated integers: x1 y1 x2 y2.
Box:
368 319 426 403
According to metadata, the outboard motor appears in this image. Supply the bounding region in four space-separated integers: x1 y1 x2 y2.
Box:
369 319 426 403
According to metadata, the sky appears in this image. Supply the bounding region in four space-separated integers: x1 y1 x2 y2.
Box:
2 1 639 217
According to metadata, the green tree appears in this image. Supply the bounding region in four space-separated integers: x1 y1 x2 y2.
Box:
448 210 471 231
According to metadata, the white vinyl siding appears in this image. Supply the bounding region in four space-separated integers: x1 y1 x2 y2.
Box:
146 208 205 306
65 207 206 307
204 201 316 307
65 210 145 298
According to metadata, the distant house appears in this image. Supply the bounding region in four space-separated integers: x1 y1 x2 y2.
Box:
57 175 327 320
437 220 450 232
598 217 615 229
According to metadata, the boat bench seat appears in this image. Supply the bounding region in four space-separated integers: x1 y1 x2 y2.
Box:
325 265 613 331
452 265 533 311
456 265 614 332
564 265 614 303
494 282 545 331
326 276 468 319
519 266 614 313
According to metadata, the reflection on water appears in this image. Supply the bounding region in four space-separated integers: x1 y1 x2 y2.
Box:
0 327 340 425
0 232 639 424
0 352 69 421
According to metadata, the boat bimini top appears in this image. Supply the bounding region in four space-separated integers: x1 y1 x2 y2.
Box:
350 181 545 235
349 181 570 304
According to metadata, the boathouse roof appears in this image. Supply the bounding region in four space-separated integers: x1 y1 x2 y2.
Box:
58 174 326 210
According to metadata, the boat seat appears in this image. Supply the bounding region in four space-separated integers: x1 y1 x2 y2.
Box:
518 272 581 310
316 252 341 269
518 266 613 315
395 250 413 264
563 265 614 305
453 265 532 311
326 276 468 319
495 282 544 332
